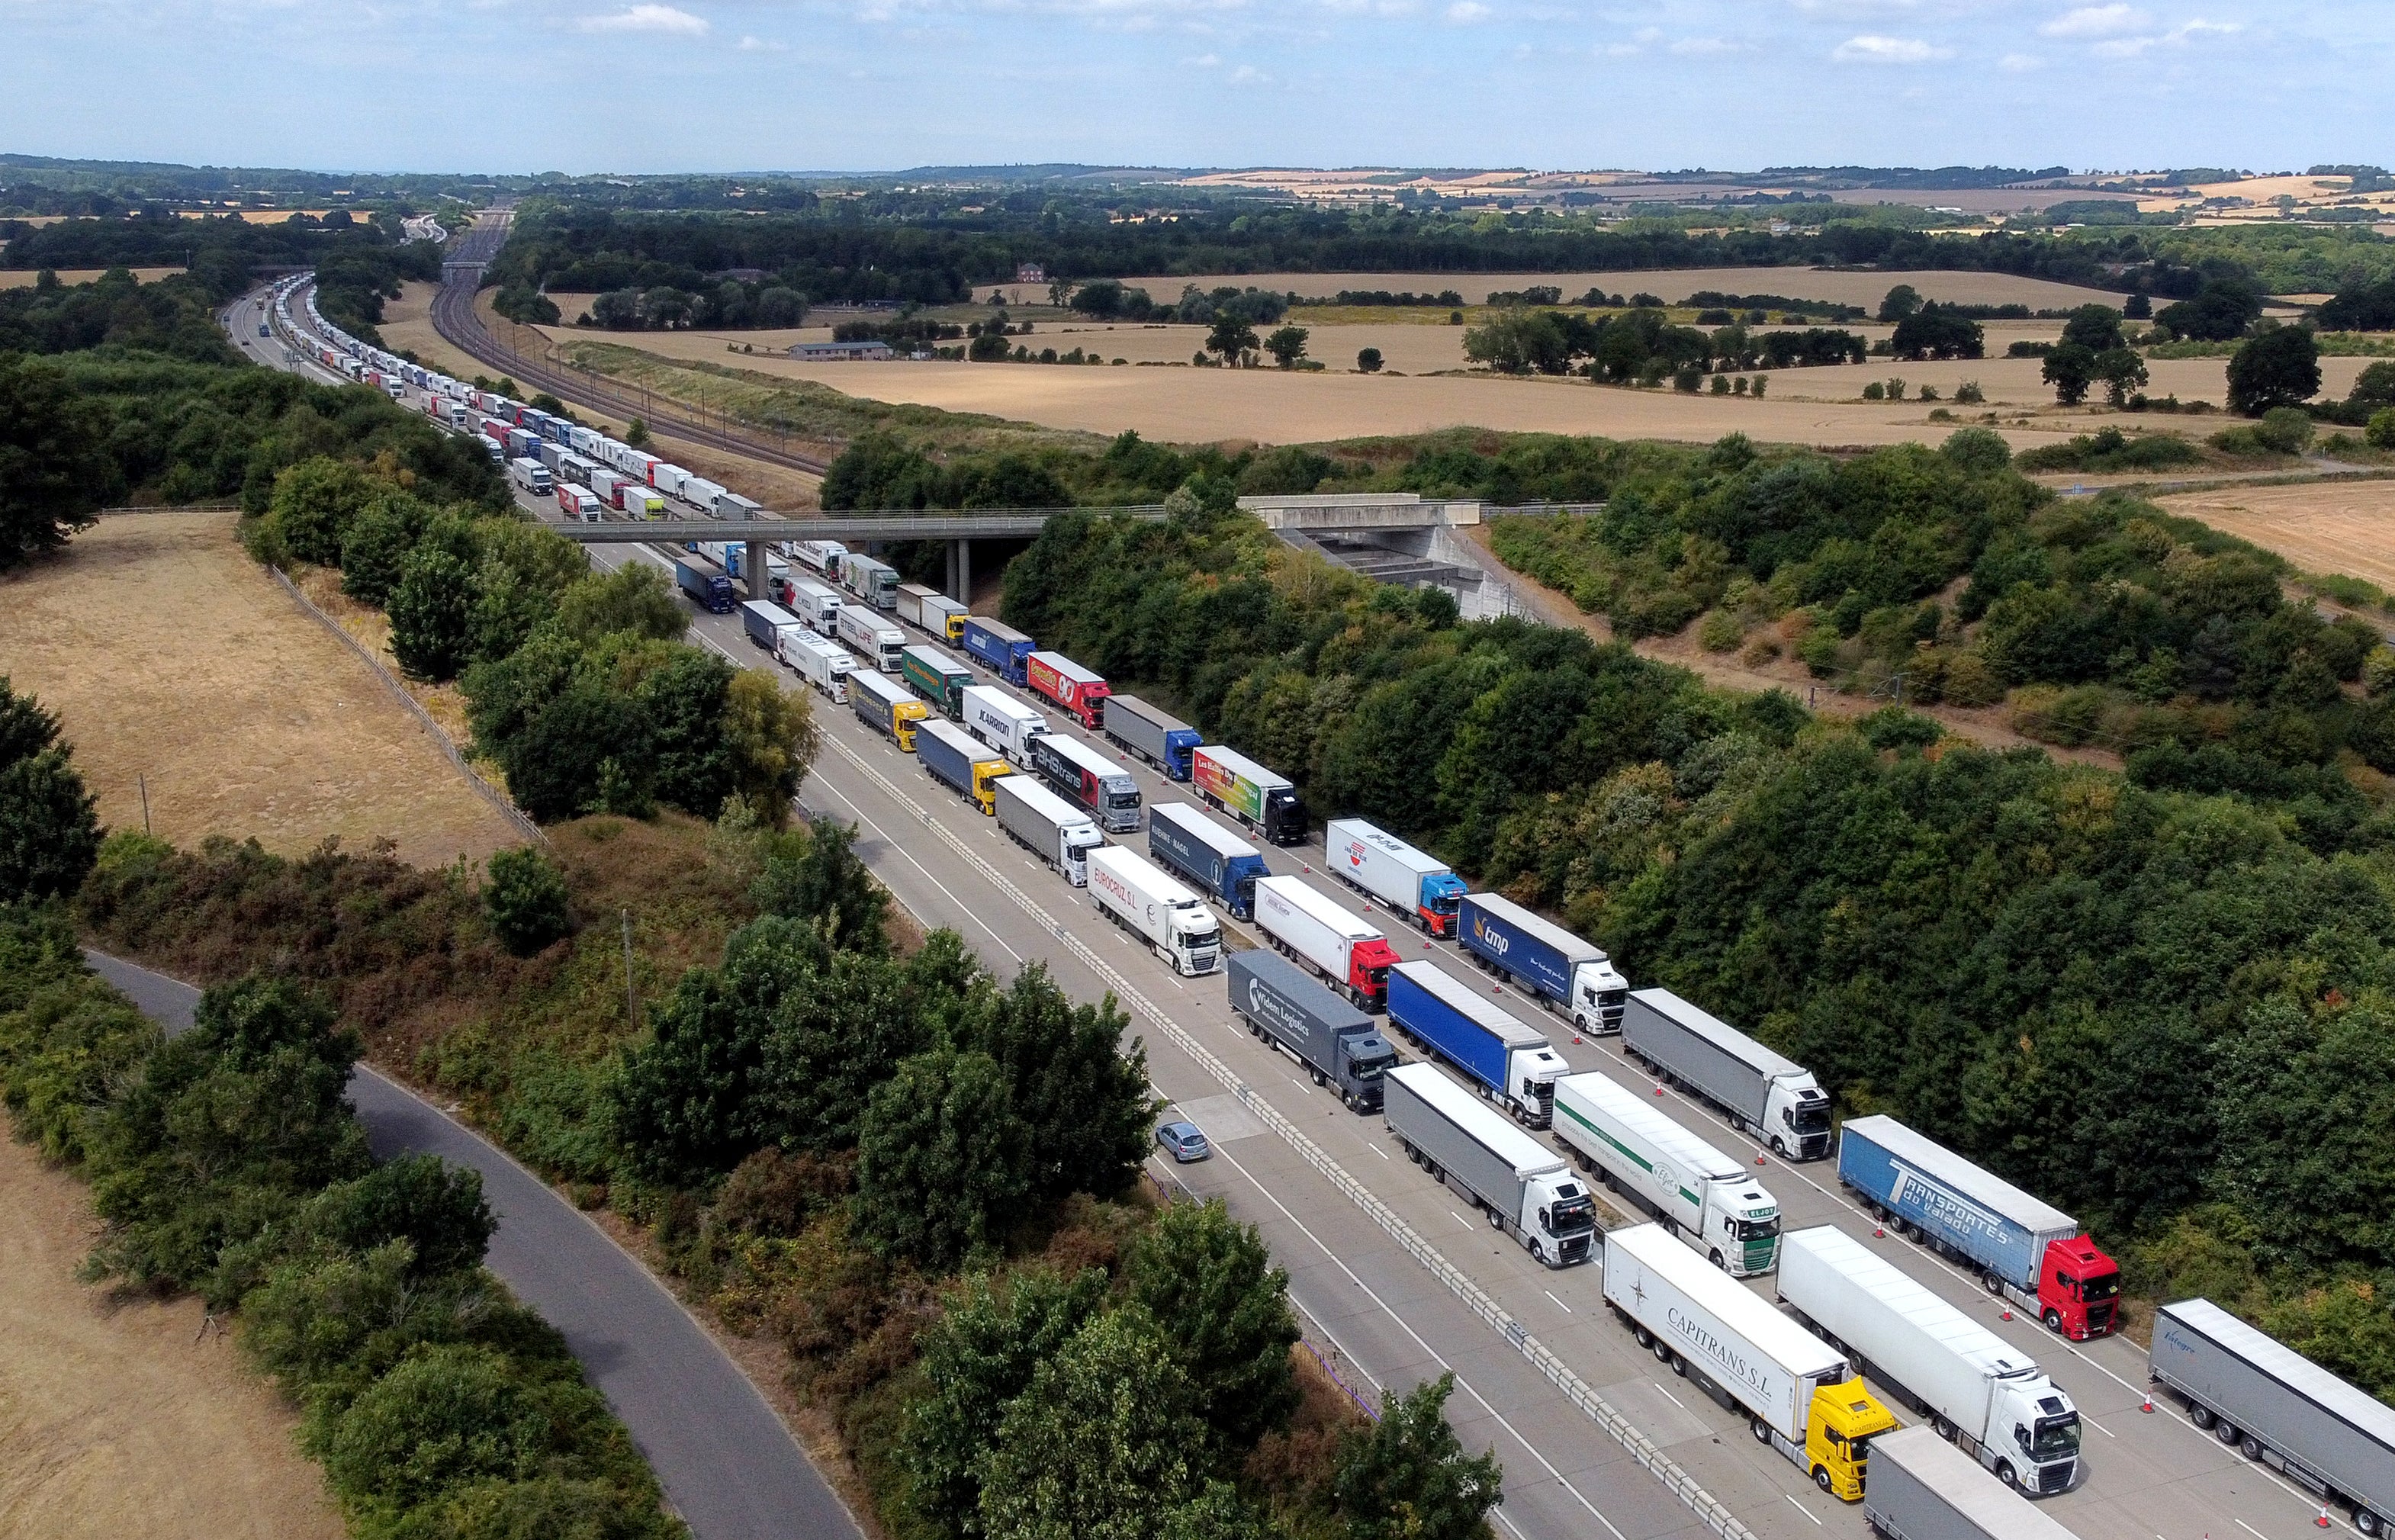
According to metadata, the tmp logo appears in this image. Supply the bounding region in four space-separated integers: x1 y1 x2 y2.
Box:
1473 915 1512 957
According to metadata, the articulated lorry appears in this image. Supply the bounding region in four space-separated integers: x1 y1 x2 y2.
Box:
841 553 900 609
780 630 853 704
1226 950 1395 1112
1086 847 1220 976
992 774 1104 886
1027 651 1111 728
1865 1428 2085 1540
674 559 735 614
739 600 808 657
835 604 905 673
1622 988 1833 1161
1252 875 1400 1011
915 718 1011 815
1455 892 1628 1034
961 685 1050 769
1779 1226 2082 1497
1030 732 1143 834
1383 1063 1594 1268
783 575 842 633
2149 1300 2395 1536
1147 802 1269 919
962 616 1037 686
1837 1116 2120 1340
793 539 846 578
895 584 966 641
1104 694 1203 780
1551 1071 1781 1275
1603 1223 1896 1502
1325 819 1466 937
1385 960 1567 1128
1192 745 1307 847
850 672 929 751
899 644 974 721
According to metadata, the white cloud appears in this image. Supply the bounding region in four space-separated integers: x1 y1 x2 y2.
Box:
1182 49 1220 62
1831 33 1950 63
1998 50 2041 69
1668 34 1739 53
1445 2 1490 20
1229 61 1271 81
578 2 707 32
2089 16 2239 56
2040 4 2145 37
736 32 786 48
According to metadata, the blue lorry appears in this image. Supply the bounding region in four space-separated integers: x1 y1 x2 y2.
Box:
961 616 1037 686
675 558 735 615
1147 802 1271 919
1455 891 1631 1037
1384 960 1569 1128
1228 950 1396 1112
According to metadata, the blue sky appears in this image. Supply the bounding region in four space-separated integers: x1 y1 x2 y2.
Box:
5 0 2390 176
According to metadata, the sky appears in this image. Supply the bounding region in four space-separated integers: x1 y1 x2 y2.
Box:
5 0 2391 177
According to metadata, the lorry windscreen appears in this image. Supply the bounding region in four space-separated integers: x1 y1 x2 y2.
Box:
1185 924 1220 952
1353 1055 1394 1082
2080 1272 2120 1301
1732 1216 1781 1241
2030 1416 2082 1460
1107 790 1142 811
1549 1191 1597 1236
1794 1102 1832 1134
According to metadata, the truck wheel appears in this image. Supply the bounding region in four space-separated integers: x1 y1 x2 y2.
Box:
1770 1136 1788 1157
2355 1509 2381 1537
1652 1339 1673 1365
1670 1352 1689 1378
1815 1467 1834 1492
1709 1248 1726 1269
1529 1240 1546 1264
1487 1205 1503 1230
1995 1461 2017 1490
2217 1422 2241 1446
2188 1405 2214 1430
2240 1434 2265 1461
1933 1415 1956 1441
1750 1418 1769 1445
2043 1308 2064 1333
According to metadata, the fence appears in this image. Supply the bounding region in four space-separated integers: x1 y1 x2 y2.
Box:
269 567 546 847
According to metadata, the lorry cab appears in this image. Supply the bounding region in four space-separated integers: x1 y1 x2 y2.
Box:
2006 1387 2084 1493
1772 1082 1835 1161
1532 1175 1599 1265
2040 1237 2122 1339
1807 1382 1900 1502
1510 1046 1568 1129
969 757 1011 815
1352 940 1400 1011
1711 1188 1783 1277
1419 871 1468 934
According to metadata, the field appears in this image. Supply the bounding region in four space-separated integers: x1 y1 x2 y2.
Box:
2156 480 2395 591
0 1136 342 1540
0 512 525 869
0 267 182 288
977 265 2138 310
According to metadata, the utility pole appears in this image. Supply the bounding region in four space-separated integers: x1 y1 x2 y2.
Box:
620 908 639 1028
138 773 151 835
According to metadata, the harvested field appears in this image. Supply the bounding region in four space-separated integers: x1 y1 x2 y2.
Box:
0 267 182 288
0 1136 342 1540
979 266 2134 311
377 279 487 382
2156 480 2395 592
0 512 525 869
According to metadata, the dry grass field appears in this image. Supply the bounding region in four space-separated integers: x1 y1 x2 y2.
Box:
978 266 2135 310
0 267 183 288
2156 481 2395 592
0 513 525 869
0 1137 343 1540
376 279 488 383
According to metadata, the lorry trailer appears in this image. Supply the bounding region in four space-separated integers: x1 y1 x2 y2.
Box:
1325 818 1467 937
1086 847 1220 976
559 484 602 520
1551 1071 1781 1275
739 600 808 657
682 475 728 511
1864 1427 2084 1540
1779 1226 2082 1496
1602 1223 1895 1501
2148 1298 2395 1536
849 671 929 751
619 484 664 517
1385 960 1567 1127
960 685 1050 770
1227 950 1395 1112
713 491 762 521
785 576 842 633
992 774 1104 886
1027 651 1111 729
793 539 846 578
834 604 905 673
509 456 553 496
780 630 854 704
1252 876 1400 1011
1382 1063 1594 1267
1030 733 1143 834
1837 1116 2120 1340
1621 988 1833 1161
1455 892 1628 1033
895 584 967 640
1104 693 1204 780
915 718 1011 815
674 559 735 615
1192 745 1307 847
841 553 900 609
899 644 975 721
1147 802 1269 919
962 617 1037 686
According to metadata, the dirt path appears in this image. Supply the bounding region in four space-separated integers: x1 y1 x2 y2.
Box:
1457 525 2118 766
0 1137 342 1540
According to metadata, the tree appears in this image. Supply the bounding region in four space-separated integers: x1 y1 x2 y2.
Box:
1889 304 1983 362
1876 284 1923 322
1206 315 1259 366
554 564 685 642
0 678 100 904
1356 347 1383 373
719 671 815 828
752 816 889 953
0 352 109 570
320 1342 578 1506
756 286 809 327
484 845 573 956
970 964 1152 1203
851 1047 1030 1270
2043 342 2098 405
300 1153 496 1278
757 946 927 1151
976 1308 1206 1540
267 456 378 567
2095 346 2149 407
2227 326 2322 416
2123 291 2152 320
1940 426 2012 475
339 492 432 606
623 418 650 448
2348 361 2395 412
388 545 478 681
2156 279 2264 342
822 432 943 511
1263 325 1310 368
503 677 653 822
1127 1198 1299 1448
1333 1374 1505 1540
1464 310 1570 375
2060 304 2126 354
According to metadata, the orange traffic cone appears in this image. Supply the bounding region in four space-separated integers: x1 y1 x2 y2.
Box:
1756 1153 1767 1165
2316 1506 2332 1529
2001 1309 2014 1322
2139 1390 2153 1413
1874 1226 1885 1238
1653 1085 1666 1096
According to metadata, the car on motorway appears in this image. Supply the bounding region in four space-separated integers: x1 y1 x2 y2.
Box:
1156 1119 1211 1163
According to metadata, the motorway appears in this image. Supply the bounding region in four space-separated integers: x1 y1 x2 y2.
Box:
252 277 2361 1540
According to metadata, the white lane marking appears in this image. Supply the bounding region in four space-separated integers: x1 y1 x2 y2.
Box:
2085 1413 2115 1438
1651 1380 1684 1410
2238 1522 2270 1540
1545 1290 1574 1314
1451 1210 1477 1232
1371 1143 1389 1159
1785 1494 1824 1527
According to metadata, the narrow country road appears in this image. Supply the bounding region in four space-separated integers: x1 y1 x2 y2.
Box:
82 950 863 1540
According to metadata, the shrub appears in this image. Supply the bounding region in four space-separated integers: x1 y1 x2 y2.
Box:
2255 407 2316 455
2369 407 2395 449
1697 609 1745 652
485 847 573 956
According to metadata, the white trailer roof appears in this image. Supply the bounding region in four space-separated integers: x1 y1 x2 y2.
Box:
1041 734 1135 780
1783 1227 2040 1376
2162 1299 2395 1448
784 632 852 666
1555 1072 1749 1185
1842 1116 2076 1236
1257 876 1380 942
962 684 1043 725
1327 818 1448 878
1087 845 1201 908
1631 988 1806 1080
1465 891 1604 963
1386 1063 1563 1178
1393 960 1548 1048
1874 1427 2082 1540
1609 1223 1847 1378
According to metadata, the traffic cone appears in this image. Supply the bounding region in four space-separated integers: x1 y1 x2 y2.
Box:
1654 1085 1666 1096
2001 1309 2014 1322
2139 1390 2153 1413
1756 1153 1767 1165
1572 1034 1583 1045
1874 1226 1885 1238
2316 1505 2332 1529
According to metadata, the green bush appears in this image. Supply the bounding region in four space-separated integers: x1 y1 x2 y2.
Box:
485 847 574 956
2256 406 2317 455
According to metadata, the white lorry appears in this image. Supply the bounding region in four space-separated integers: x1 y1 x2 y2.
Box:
1551 1071 1782 1276
1603 1223 1896 1503
1866 1428 2085 1540
1778 1225 2082 1497
785 575 842 633
1085 847 1220 976
1324 818 1467 937
834 603 905 673
1381 1063 1595 1268
992 775 1104 886
960 685 1050 770
780 630 854 704
1252 875 1400 1013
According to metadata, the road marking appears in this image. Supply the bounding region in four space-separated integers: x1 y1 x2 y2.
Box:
1785 1494 1824 1528
1544 1290 1573 1314
1451 1210 1477 1231
2238 1522 2271 1540
1371 1143 1389 1159
1651 1380 1684 1410
2085 1413 2115 1437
